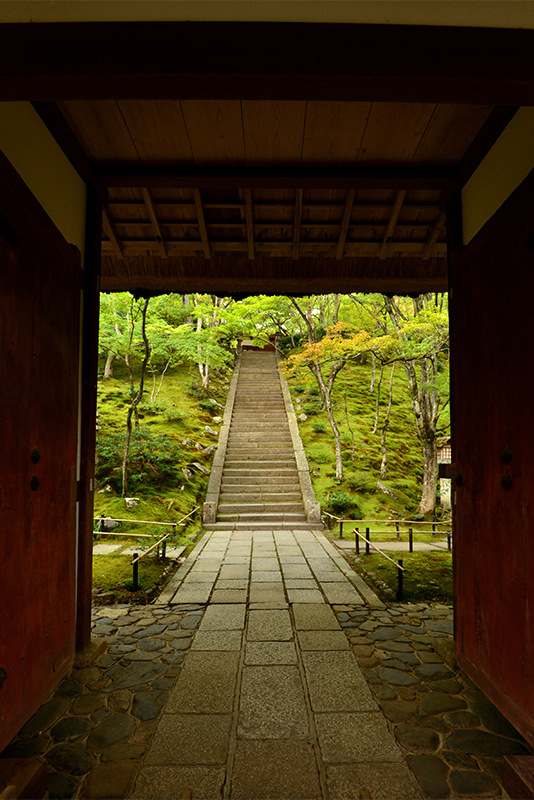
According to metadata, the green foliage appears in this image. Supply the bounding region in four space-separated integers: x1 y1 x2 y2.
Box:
355 552 453 604
344 471 377 494
311 422 326 433
96 429 183 491
328 491 350 514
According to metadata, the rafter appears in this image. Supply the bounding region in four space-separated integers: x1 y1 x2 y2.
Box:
336 189 356 260
244 189 255 261
193 188 211 260
422 212 446 260
292 189 303 261
102 208 123 257
142 188 167 258
379 190 406 260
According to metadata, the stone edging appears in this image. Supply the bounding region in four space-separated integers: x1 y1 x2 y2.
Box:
202 351 242 524
277 355 322 524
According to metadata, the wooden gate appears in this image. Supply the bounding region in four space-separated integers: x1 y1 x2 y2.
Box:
0 151 81 751
450 171 534 745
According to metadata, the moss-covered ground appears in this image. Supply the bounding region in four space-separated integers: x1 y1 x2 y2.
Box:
348 551 453 604
93 359 231 600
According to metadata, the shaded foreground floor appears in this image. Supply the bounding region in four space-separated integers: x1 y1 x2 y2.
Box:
2 530 531 799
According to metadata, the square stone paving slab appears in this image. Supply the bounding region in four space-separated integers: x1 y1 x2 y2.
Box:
199 604 246 630
133 766 226 800
219 565 250 580
251 557 280 570
238 666 309 739
298 630 350 650
250 571 282 582
166 651 239 714
315 712 403 763
292 603 340 630
281 565 313 579
313 571 346 582
191 630 243 651
144 714 231 765
215 579 249 589
230 740 322 799
210 589 249 604
247 609 293 641
182 572 218 584
248 585 287 604
245 641 298 665
287 589 324 604
326 764 421 799
302 651 378 713
171 585 212 604
320 584 363 604
283 579 318 590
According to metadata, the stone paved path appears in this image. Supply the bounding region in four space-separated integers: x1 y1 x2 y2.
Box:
2 528 531 799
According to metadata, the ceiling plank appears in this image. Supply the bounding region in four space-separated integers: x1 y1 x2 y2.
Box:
336 189 355 260
4 23 534 105
244 189 255 260
292 189 303 260
142 187 167 257
193 188 212 259
379 190 406 260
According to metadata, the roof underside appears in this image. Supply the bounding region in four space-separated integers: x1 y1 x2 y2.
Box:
12 22 526 296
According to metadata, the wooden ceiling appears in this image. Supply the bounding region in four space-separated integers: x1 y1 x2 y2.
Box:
52 98 494 294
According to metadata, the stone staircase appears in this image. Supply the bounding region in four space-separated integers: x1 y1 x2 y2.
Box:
204 350 322 530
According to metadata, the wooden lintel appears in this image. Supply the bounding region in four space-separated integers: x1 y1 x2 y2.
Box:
292 189 304 261
97 169 450 191
193 188 211 260
336 189 356 260
423 212 446 260
244 189 255 261
142 188 167 257
4 23 534 105
379 190 406 260
102 208 123 257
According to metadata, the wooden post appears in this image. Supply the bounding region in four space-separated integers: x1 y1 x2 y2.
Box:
409 528 413 553
76 185 102 653
339 520 344 540
397 559 404 601
355 528 360 555
133 555 139 591
396 520 400 542
366 527 370 556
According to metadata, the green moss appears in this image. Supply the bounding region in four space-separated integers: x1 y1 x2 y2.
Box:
353 551 453 604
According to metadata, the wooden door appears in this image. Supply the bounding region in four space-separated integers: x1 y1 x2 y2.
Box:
450 171 534 746
0 151 81 750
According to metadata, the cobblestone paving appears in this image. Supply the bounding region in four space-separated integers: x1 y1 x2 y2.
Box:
336 603 532 798
0 603 202 799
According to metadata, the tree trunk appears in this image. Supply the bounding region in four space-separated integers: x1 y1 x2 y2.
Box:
122 299 150 497
419 425 438 514
103 351 116 379
370 352 376 393
380 363 395 479
372 362 384 434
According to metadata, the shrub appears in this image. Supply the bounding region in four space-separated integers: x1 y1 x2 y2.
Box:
95 429 184 491
345 471 376 494
302 402 320 416
329 491 351 515
312 422 326 433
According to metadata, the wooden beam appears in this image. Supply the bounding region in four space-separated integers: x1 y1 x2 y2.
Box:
379 190 406 260
441 106 520 207
193 188 211 260
101 238 447 257
142 188 167 257
244 189 255 261
422 212 446 260
102 208 123 257
292 189 303 260
98 168 450 191
336 189 355 260
3 23 534 105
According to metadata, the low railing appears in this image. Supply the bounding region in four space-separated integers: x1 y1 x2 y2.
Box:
94 507 199 591
323 511 452 600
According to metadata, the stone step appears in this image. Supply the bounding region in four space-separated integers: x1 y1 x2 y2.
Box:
219 491 302 503
225 450 295 458
217 512 308 523
204 521 323 531
223 461 297 471
224 454 296 463
218 501 304 514
220 480 300 491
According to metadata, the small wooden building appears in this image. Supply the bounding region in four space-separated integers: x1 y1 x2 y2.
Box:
1 2 534 768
